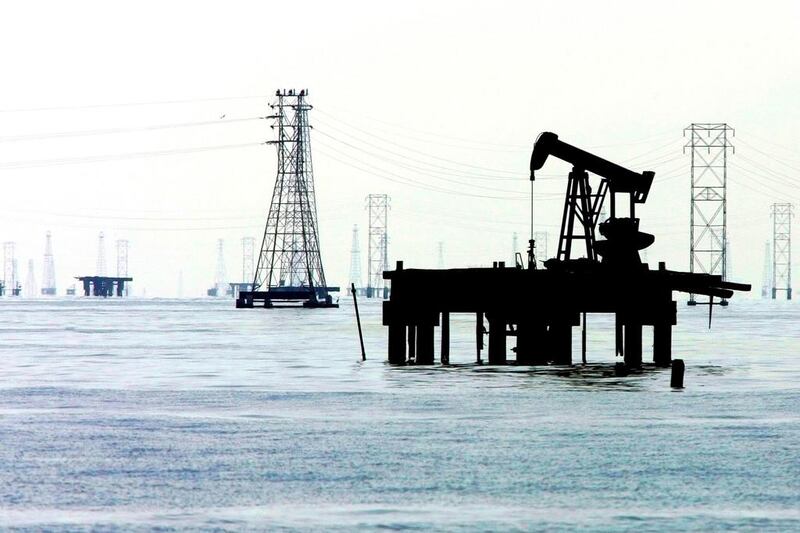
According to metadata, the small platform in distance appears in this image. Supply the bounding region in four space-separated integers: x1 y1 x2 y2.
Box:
236 286 339 309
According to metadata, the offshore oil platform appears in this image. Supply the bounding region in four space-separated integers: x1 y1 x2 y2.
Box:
382 132 750 367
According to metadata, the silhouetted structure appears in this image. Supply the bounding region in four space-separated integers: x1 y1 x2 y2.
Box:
366 194 389 299
684 123 734 306
41 231 56 295
237 89 337 308
76 276 133 297
208 239 231 297
772 203 793 299
383 132 749 367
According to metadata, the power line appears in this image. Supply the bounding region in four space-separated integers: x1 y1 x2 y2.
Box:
0 116 263 144
0 95 270 114
0 141 263 170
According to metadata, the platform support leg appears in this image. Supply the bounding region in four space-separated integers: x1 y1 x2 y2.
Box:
488 318 507 365
476 312 484 364
416 324 435 365
653 322 672 367
624 321 643 368
388 323 406 365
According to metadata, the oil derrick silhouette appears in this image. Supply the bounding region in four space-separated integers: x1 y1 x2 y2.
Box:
41 231 56 295
246 89 336 308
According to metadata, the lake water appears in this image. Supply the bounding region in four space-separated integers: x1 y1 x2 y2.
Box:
0 297 798 531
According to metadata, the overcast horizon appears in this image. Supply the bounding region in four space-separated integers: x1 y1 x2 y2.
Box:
0 0 797 297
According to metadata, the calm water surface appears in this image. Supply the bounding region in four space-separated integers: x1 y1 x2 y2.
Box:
0 297 798 531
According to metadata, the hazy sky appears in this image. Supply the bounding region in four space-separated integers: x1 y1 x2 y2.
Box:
0 0 798 296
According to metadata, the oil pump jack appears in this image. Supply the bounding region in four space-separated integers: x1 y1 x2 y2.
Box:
530 131 654 269
381 132 750 369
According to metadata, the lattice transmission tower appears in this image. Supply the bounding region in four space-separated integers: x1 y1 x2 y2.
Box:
772 203 793 300
96 232 107 276
684 123 734 305
366 194 389 298
437 241 445 269
250 89 333 307
41 231 56 295
349 225 362 294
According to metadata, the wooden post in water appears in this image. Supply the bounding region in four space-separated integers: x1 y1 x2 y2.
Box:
351 283 366 361
671 359 685 388
441 311 450 365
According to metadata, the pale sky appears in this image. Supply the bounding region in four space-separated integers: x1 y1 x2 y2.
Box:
0 0 797 296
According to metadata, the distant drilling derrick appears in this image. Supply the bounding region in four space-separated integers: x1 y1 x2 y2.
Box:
41 231 56 295
762 241 772 298
772 203 793 300
3 242 19 296
24 259 36 297
684 123 734 306
349 225 363 295
239 89 337 309
96 232 107 276
366 193 390 298
207 239 228 297
437 241 445 269
229 237 256 298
